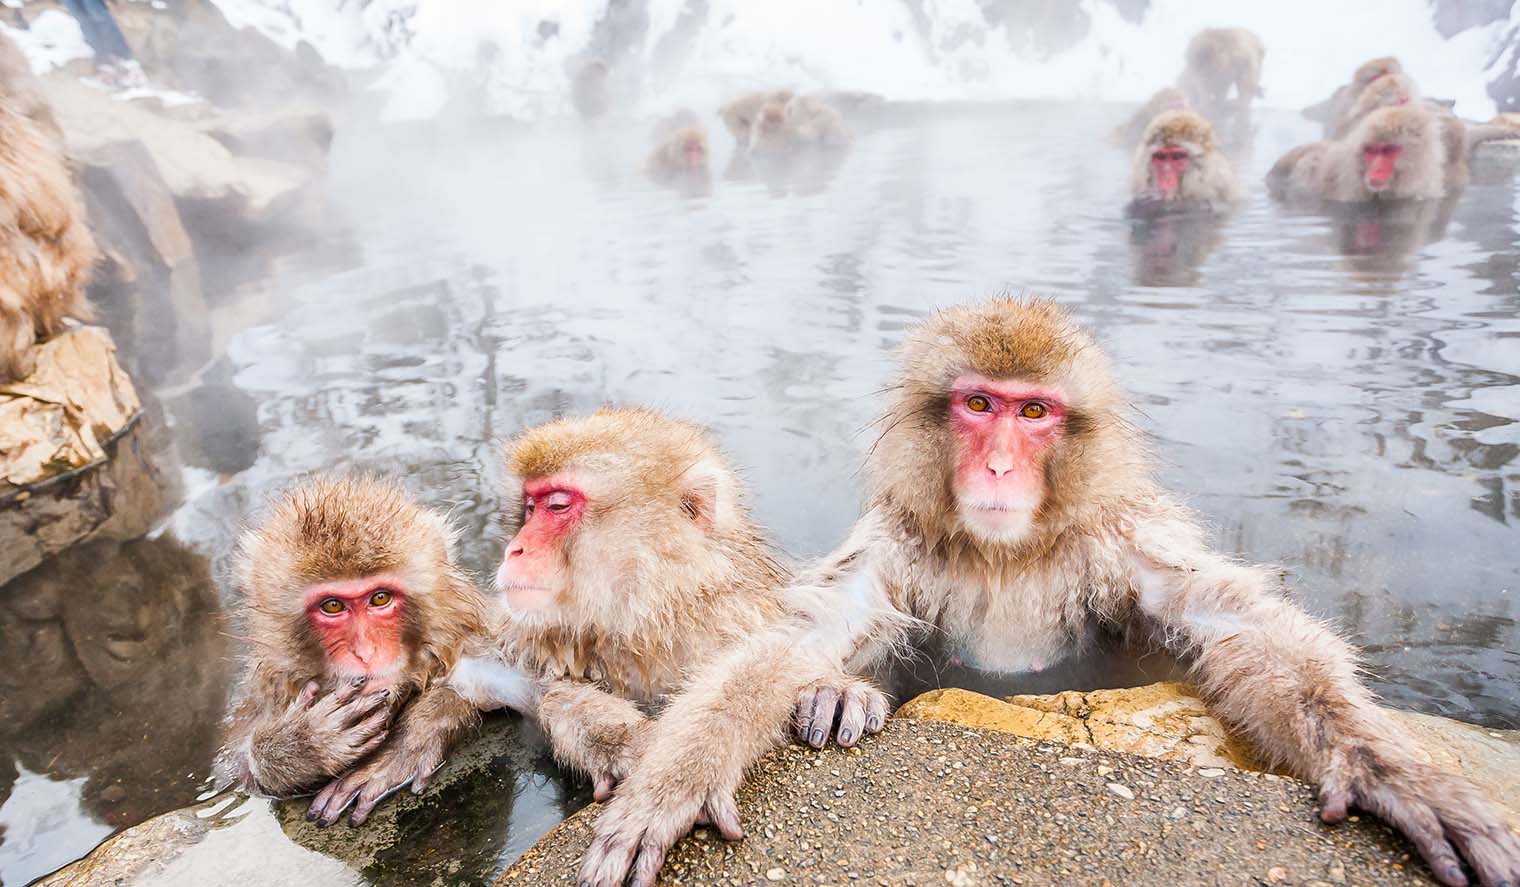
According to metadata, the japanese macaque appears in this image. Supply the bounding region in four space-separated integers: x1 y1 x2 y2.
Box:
1177 28 1264 127
582 297 1520 887
218 476 489 828
1304 56 1403 134
573 59 610 119
1109 86 1188 148
0 99 98 383
783 95 852 151
646 123 711 191
1330 72 1417 139
718 89 794 144
466 408 884 819
1127 110 1241 215
1268 105 1448 204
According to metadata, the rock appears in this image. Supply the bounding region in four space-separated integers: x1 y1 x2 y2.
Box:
897 682 1520 826
1470 139 1520 184
190 106 333 172
501 719 1448 886
75 138 209 384
41 76 314 229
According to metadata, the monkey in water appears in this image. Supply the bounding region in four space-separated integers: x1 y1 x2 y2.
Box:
646 121 711 193
1127 110 1241 216
1109 86 1188 149
1177 28 1264 129
0 97 98 382
218 476 490 827
1303 56 1403 135
437 409 886 827
583 297 1520 887
718 89 794 145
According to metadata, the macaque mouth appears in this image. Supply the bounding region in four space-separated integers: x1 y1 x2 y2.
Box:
1362 142 1401 191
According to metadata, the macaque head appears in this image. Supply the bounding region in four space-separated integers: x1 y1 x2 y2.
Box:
499 408 744 629
1152 87 1187 114
239 476 472 693
675 127 708 171
1352 56 1402 92
750 102 790 150
1139 110 1215 202
1349 105 1438 197
719 89 794 141
1360 141 1403 192
871 298 1133 551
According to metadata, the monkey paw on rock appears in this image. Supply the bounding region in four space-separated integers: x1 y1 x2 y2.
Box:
307 738 442 828
1319 744 1520 887
579 773 744 887
794 676 890 749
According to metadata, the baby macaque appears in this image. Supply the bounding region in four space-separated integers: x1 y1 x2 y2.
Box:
0 98 98 382
1178 28 1264 128
454 408 885 819
646 122 711 191
718 89 794 144
218 476 489 828
1109 86 1188 148
585 297 1520 887
1268 104 1448 204
1330 72 1417 139
1304 56 1403 134
1127 110 1241 215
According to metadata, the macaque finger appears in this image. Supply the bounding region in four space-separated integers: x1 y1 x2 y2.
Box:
308 780 340 821
703 791 744 841
794 688 817 743
316 781 362 827
1364 789 1466 886
806 686 840 749
580 830 641 887
593 774 615 802
864 688 889 734
349 779 409 826
835 688 868 747
342 690 392 728
355 729 389 759
292 681 321 713
629 837 671 887
411 758 444 795
1448 825 1520 887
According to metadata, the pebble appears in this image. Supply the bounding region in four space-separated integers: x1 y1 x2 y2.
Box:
1168 806 1187 820
1267 866 1288 882
1198 768 1226 778
1106 783 1135 800
767 867 787 881
1096 765 1115 776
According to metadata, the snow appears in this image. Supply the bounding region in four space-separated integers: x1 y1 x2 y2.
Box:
0 9 92 74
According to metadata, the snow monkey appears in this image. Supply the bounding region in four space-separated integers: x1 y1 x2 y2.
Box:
646 122 711 189
718 89 794 144
218 476 489 827
1109 86 1188 149
583 298 1520 887
1268 104 1452 205
1127 110 1241 215
1178 27 1264 128
0 97 97 382
1304 56 1403 135
448 409 887 825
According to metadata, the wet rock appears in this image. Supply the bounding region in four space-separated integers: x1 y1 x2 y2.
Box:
501 719 1451 887
76 138 210 384
897 682 1520 824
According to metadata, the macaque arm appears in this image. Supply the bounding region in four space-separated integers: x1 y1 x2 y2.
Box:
536 679 650 801
579 513 908 887
308 684 481 826
1124 508 1520 887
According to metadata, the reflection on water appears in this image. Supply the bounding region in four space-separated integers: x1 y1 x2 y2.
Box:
0 102 1517 884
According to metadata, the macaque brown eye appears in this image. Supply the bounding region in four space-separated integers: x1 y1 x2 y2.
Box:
369 590 393 608
1020 402 1048 419
545 491 574 513
966 395 992 413
319 598 344 615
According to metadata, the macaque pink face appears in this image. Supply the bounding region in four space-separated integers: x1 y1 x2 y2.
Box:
948 373 1066 544
1151 147 1190 200
497 477 587 612
1361 142 1402 192
683 137 706 171
305 577 407 689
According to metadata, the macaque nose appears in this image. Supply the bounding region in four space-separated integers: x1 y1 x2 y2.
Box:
507 544 525 559
987 452 1014 478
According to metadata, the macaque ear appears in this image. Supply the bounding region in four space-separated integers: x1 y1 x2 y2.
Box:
679 466 720 534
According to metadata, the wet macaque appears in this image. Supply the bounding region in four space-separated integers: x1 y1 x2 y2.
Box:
646 124 711 187
471 408 884 827
584 297 1520 887
573 59 610 119
1127 110 1240 214
218 476 488 828
1178 28 1264 127
1330 72 1417 139
746 100 794 157
1109 86 1188 148
0 99 98 382
1268 105 1447 204
718 89 794 144
1305 56 1403 134
783 95 852 150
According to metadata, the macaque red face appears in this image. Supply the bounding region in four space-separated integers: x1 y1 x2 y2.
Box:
682 136 706 171
1361 142 1402 192
1151 146 1190 199
947 373 1066 544
497 477 587 611
304 576 408 689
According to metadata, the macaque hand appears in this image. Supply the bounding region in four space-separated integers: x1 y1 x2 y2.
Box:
579 771 744 887
278 678 393 770
307 738 445 827
1318 743 1520 887
794 676 890 750
589 718 653 803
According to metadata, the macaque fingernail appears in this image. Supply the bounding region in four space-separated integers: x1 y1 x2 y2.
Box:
352 676 366 686
810 728 825 746
867 716 882 731
839 729 854 745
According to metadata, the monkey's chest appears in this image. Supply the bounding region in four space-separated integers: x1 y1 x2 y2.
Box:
925 573 1094 674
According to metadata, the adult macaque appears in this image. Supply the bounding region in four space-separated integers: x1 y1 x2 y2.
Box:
218 476 488 828
718 89 793 144
1109 86 1188 148
0 99 98 382
1127 110 1240 215
1178 28 1264 127
783 95 852 151
583 298 1520 887
1304 56 1403 134
1268 105 1446 204
461 408 885 813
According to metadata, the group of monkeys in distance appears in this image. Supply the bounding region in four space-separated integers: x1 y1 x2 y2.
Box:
219 296 1520 887
1118 28 1520 218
